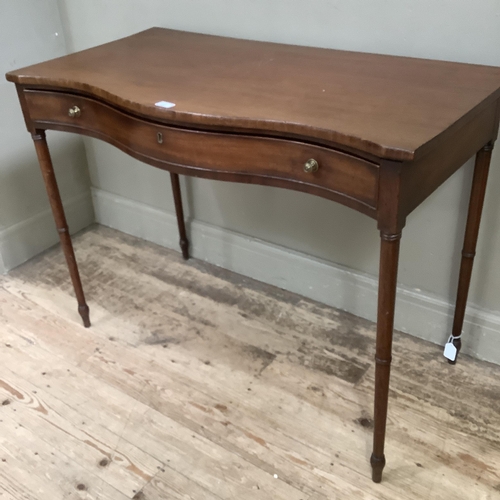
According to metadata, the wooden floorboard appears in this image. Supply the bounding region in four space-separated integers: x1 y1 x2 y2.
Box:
0 225 499 499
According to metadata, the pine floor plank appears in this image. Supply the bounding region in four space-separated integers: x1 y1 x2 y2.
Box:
0 225 499 499
0 286 401 499
0 411 129 500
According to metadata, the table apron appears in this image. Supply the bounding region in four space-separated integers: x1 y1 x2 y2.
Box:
23 89 380 219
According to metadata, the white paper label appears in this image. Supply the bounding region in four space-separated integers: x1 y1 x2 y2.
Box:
155 101 176 109
443 342 457 362
443 335 459 362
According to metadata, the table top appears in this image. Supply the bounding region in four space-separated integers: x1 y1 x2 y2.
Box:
7 28 500 161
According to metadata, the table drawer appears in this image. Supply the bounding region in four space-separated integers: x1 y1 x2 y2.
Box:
24 90 379 213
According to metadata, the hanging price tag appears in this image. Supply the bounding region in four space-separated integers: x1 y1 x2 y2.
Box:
443 335 460 362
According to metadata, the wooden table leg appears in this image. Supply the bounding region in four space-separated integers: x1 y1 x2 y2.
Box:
32 130 90 328
170 172 190 260
371 231 401 483
449 142 494 364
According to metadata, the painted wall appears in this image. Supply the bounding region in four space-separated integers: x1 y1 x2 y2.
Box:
55 0 500 362
0 0 93 272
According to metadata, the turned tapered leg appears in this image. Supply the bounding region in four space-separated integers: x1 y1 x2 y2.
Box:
449 142 494 364
170 173 190 260
371 232 401 483
32 131 90 327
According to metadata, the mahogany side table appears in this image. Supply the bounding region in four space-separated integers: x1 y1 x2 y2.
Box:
6 28 500 483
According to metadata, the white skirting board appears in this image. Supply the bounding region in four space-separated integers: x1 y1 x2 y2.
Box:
91 187 500 366
0 192 94 274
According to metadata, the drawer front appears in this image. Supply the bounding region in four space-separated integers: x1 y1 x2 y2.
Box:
25 90 379 213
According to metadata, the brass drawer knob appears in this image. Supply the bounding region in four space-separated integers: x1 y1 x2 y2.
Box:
304 158 319 173
68 106 81 118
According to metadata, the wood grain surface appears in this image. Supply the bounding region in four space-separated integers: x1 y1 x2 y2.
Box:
0 225 499 499
7 28 500 160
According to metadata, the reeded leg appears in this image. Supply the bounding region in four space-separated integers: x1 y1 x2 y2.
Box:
170 172 189 260
371 232 401 483
32 131 90 327
449 142 494 364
